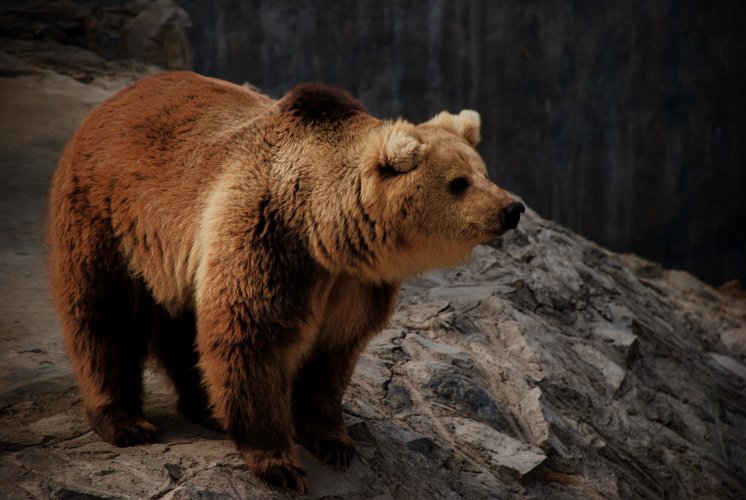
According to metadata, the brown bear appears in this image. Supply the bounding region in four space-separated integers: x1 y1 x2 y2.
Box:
47 71 524 493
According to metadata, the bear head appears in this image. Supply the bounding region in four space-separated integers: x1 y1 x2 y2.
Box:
359 109 524 281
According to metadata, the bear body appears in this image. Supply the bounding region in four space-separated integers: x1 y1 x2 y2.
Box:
47 72 523 493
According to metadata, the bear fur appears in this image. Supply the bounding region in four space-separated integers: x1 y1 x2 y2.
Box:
47 71 524 493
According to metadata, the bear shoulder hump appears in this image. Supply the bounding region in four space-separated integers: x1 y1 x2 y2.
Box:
277 83 368 125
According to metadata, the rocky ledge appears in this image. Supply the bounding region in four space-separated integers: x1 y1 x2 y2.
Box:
347 210 746 499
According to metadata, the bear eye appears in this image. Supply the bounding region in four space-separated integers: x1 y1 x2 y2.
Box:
449 177 469 195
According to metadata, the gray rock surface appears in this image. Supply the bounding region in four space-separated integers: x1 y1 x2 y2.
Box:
2 21 746 500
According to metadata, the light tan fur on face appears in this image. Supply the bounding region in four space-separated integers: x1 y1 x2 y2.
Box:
354 112 517 281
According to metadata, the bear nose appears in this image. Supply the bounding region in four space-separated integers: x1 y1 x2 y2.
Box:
502 202 525 230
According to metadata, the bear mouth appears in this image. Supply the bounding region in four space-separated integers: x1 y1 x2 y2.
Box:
482 220 521 239
488 228 509 238
470 222 507 240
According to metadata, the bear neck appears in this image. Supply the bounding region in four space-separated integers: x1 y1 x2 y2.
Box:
286 120 395 282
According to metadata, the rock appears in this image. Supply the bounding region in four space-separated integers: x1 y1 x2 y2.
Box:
516 387 570 455
709 353 746 380
376 210 746 498
402 360 512 434
0 51 44 76
401 332 474 369
449 417 546 480
164 462 182 481
343 415 374 444
122 0 193 71
570 342 627 393
0 0 191 80
53 488 115 500
27 410 86 441
353 355 391 386
373 422 441 461
591 322 640 368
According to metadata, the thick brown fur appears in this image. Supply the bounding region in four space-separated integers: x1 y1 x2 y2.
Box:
47 72 523 494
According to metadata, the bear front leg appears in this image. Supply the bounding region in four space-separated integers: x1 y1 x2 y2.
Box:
196 310 312 494
292 280 399 470
292 344 362 471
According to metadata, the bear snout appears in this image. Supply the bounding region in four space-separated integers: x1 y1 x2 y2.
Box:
502 201 525 230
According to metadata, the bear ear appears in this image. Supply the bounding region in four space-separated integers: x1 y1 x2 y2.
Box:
376 121 425 173
424 109 482 146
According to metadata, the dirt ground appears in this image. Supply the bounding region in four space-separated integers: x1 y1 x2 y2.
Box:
0 69 107 395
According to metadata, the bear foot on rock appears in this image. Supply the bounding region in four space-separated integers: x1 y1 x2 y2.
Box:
299 434 356 470
85 406 157 447
244 448 309 494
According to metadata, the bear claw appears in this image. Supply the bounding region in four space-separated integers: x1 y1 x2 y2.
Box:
246 449 309 494
86 407 157 447
263 463 309 494
304 437 355 471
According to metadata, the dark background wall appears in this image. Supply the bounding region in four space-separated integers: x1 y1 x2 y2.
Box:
176 0 744 286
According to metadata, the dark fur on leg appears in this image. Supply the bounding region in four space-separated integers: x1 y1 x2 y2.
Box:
292 346 361 471
150 307 223 431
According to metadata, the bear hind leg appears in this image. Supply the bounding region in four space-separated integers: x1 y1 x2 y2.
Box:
62 281 155 446
50 227 156 447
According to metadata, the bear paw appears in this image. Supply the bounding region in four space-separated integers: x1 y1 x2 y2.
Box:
300 434 356 471
86 407 157 447
246 448 309 494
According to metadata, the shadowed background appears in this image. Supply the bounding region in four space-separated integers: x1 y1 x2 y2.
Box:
173 0 745 287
